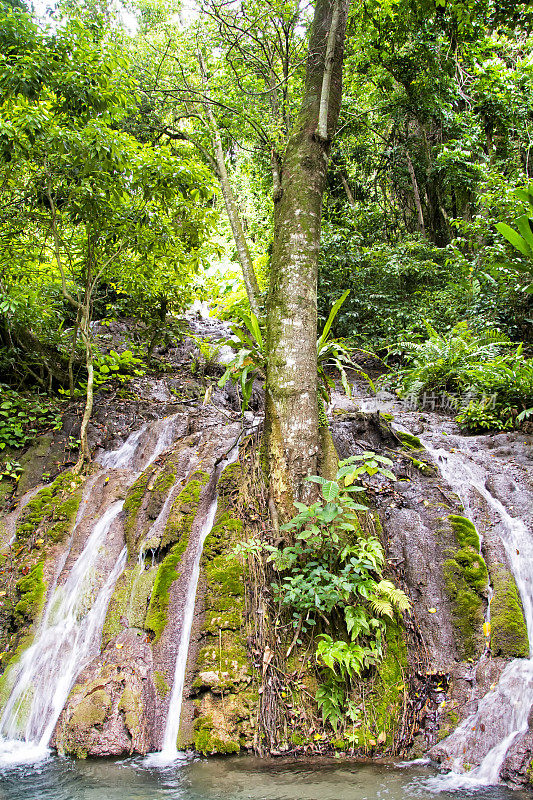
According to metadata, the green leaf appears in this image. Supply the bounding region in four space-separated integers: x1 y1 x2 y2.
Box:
317 289 350 352
321 481 340 501
495 222 532 257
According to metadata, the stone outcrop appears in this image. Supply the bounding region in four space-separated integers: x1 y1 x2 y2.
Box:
55 629 156 757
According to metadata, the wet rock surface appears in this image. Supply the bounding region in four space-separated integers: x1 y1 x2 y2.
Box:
54 629 157 757
1 318 533 785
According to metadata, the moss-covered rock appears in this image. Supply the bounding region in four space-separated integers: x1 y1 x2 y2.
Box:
160 471 209 550
448 515 480 550
13 561 46 627
189 460 255 755
55 629 156 757
15 471 83 543
442 516 488 660
396 430 423 450
145 472 208 641
102 560 158 644
123 471 151 557
154 670 169 699
490 566 529 658
193 715 240 755
70 688 111 731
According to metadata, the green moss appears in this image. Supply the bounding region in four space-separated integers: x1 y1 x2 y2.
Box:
448 515 480 550
154 671 170 698
442 517 488 660
47 494 82 543
103 560 158 644
15 472 83 543
145 544 186 641
490 567 529 658
396 431 423 450
203 609 243 634
69 689 111 730
354 621 409 748
161 471 209 549
145 473 208 640
0 633 35 707
13 561 46 627
404 453 436 475
193 716 240 755
119 686 142 735
194 632 250 692
123 472 151 557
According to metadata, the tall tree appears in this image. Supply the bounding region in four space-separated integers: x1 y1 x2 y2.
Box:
265 0 350 515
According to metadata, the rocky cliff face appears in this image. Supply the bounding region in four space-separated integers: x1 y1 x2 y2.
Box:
1 319 532 787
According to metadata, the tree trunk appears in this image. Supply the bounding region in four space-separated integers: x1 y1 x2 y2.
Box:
265 0 349 514
73 299 93 474
405 147 426 236
203 99 261 316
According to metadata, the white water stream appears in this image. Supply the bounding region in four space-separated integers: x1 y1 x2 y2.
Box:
0 417 178 766
149 448 239 766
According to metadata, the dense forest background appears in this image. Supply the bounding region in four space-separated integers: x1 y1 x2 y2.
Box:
1 0 533 478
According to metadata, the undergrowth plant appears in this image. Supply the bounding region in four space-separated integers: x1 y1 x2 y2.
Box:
387 321 532 431
0 386 62 453
219 293 375 414
236 453 410 732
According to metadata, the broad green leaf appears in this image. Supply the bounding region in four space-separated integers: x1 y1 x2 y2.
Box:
321 481 340 501
495 222 532 257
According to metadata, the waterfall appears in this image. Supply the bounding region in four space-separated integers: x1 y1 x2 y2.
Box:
0 416 178 766
148 449 239 765
421 441 533 788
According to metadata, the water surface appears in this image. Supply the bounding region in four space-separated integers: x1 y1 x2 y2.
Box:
0 756 530 800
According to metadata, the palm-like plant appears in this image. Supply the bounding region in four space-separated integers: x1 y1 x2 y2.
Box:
219 291 375 412
495 185 533 294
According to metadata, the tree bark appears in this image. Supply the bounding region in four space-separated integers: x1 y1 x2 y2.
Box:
265 0 350 514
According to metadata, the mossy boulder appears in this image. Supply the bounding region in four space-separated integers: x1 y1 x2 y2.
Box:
15 471 83 544
123 471 151 557
396 430 423 450
490 566 529 658
443 516 488 660
13 561 46 627
144 471 208 641
189 460 255 755
55 629 157 757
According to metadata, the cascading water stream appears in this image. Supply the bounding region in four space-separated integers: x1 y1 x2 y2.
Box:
0 503 125 765
148 449 240 766
0 415 179 766
419 440 533 789
154 494 219 765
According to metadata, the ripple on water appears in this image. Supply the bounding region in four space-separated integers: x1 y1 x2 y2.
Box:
0 757 531 800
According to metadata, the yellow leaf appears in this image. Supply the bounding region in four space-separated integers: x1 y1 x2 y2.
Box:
116 642 124 649
428 607 437 614
483 621 491 638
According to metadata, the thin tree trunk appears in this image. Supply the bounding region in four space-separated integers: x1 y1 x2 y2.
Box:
265 0 349 514
73 296 93 474
405 148 426 236
340 173 356 207
69 315 80 399
201 88 261 316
